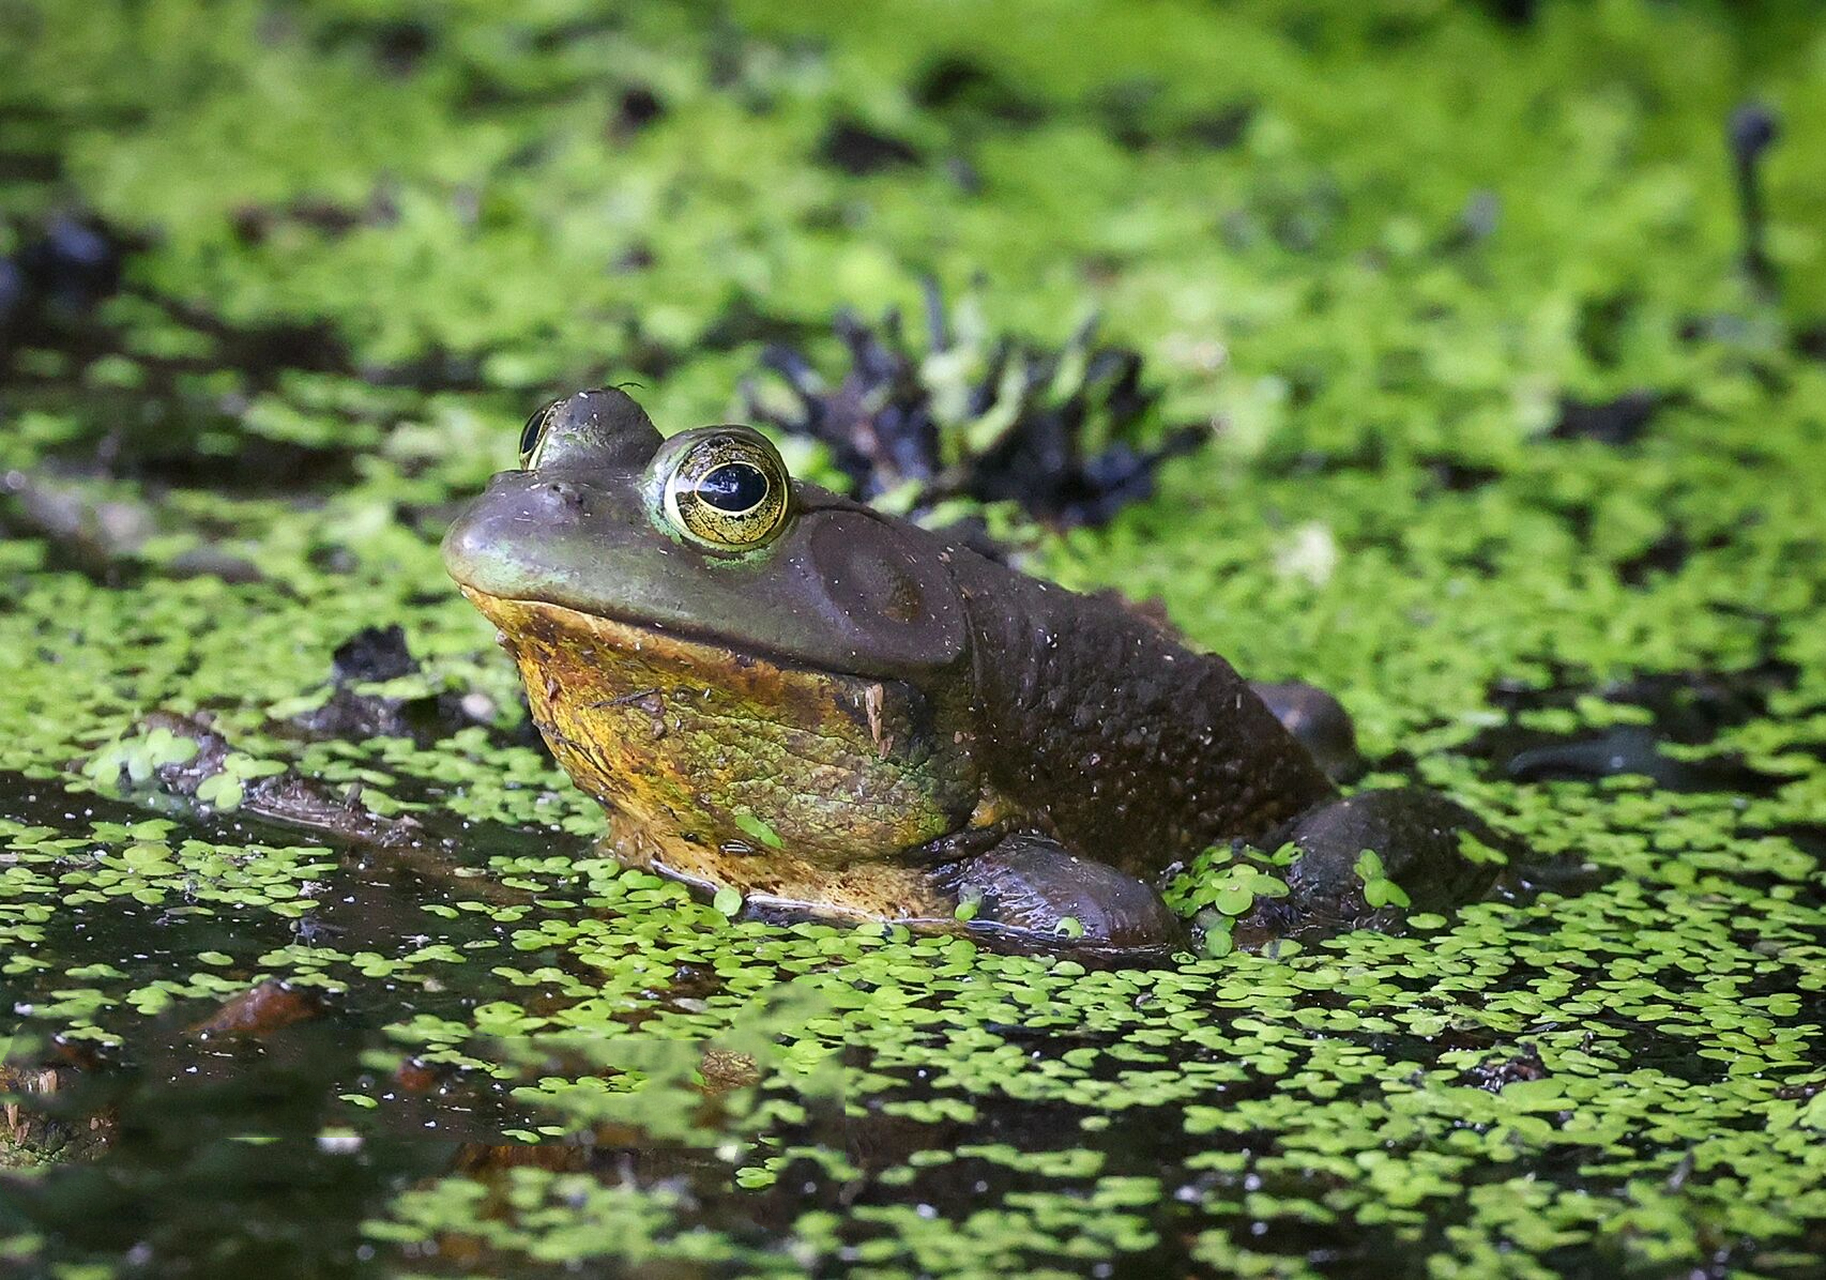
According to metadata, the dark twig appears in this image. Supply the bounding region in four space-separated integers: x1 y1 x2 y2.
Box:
1728 100 1780 292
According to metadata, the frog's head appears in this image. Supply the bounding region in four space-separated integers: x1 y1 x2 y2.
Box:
442 389 989 871
442 388 968 681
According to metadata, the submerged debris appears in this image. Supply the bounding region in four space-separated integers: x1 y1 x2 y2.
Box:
0 469 264 586
1500 724 1784 794
128 711 429 848
297 623 498 745
817 119 924 175
1461 1043 1549 1091
0 214 127 347
744 282 1207 528
1469 662 1800 794
1549 390 1661 445
191 981 327 1039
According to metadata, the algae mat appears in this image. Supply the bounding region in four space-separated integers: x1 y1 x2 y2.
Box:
4 2 1826 1276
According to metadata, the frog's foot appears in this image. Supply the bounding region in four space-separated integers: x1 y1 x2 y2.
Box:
1248 680 1363 782
1240 789 1506 939
936 833 1182 954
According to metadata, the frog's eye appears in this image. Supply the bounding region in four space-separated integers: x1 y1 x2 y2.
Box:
518 400 561 469
661 431 791 551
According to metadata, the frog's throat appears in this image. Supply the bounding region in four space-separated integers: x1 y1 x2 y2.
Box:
605 815 963 926
462 589 1002 868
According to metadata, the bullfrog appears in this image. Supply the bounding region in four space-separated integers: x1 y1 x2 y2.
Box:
443 389 1499 953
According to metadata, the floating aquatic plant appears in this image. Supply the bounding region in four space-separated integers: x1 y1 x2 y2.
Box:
3 1 1826 1276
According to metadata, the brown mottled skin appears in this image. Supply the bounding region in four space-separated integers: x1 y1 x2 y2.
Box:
953 568 1337 878
444 389 1497 953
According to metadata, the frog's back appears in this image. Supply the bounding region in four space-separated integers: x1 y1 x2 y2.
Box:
946 544 1336 875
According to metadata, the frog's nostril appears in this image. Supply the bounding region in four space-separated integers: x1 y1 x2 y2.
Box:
536 480 586 510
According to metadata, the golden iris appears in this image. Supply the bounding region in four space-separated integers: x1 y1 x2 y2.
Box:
518 399 560 469
662 432 791 550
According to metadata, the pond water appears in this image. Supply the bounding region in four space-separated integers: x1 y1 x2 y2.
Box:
6 2 1826 1276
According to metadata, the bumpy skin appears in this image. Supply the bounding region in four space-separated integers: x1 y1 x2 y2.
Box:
950 562 1338 875
444 389 1495 952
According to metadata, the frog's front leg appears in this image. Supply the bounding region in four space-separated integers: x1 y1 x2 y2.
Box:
934 833 1183 953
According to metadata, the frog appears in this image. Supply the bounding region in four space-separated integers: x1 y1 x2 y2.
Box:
442 388 1501 954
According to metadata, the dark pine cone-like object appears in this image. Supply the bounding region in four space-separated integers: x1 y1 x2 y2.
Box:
743 282 1206 529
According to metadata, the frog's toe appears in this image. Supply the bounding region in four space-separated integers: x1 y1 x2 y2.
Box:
938 834 1181 953
1256 789 1507 934
1249 680 1363 782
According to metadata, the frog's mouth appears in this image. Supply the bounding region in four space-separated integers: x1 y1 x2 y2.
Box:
458 586 847 682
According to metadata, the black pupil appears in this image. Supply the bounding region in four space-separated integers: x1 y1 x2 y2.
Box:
518 403 556 464
697 462 769 513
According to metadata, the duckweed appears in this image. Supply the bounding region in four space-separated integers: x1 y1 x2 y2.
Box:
5 0 1826 1276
